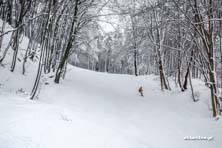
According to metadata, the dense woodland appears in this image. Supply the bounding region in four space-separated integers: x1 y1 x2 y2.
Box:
0 0 222 117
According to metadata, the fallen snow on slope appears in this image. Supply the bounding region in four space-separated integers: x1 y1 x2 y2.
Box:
1 19 222 148
0 64 222 148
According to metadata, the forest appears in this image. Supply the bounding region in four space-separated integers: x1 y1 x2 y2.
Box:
0 0 222 147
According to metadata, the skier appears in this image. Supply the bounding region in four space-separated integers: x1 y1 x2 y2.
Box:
138 86 144 97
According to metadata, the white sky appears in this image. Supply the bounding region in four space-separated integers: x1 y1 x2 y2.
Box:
98 7 119 33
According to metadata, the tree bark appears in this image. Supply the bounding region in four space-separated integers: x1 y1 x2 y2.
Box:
55 0 79 83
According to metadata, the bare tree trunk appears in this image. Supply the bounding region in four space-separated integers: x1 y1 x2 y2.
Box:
10 0 31 72
188 65 197 102
207 0 219 117
134 49 138 76
0 35 13 63
192 0 219 117
157 48 168 90
30 0 53 100
157 29 168 90
55 0 79 83
183 50 194 91
0 12 6 51
219 11 222 90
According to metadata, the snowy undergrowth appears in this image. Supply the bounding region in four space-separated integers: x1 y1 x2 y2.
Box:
1 20 222 148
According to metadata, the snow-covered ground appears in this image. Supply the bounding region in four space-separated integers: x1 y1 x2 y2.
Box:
0 63 222 148
1 20 222 148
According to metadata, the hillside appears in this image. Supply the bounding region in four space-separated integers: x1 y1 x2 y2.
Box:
1 3 222 147
0 64 222 148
